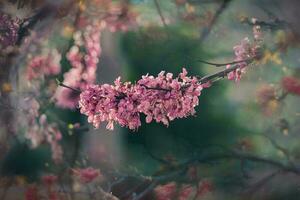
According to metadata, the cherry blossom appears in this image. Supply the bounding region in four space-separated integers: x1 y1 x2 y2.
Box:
154 182 177 200
42 175 58 186
54 23 102 109
281 76 300 96
73 167 101 183
26 49 61 80
226 24 263 82
25 114 63 163
25 185 39 200
79 68 203 130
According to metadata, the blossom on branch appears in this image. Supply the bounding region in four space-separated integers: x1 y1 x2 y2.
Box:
26 49 61 80
72 167 101 183
79 68 203 130
227 23 263 82
54 23 102 109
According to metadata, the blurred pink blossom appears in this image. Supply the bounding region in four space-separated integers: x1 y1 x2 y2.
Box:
73 167 101 183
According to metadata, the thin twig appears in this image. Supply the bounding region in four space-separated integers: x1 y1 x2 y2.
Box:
56 79 81 93
196 58 252 67
153 0 168 29
200 0 231 41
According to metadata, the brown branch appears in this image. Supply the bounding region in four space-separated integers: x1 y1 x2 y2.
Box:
56 79 81 93
153 0 168 29
241 17 289 31
140 84 171 92
198 59 253 84
196 58 252 67
129 149 300 199
199 0 232 41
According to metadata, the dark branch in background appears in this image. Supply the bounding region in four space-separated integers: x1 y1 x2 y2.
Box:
56 79 81 94
16 5 56 45
116 148 300 200
198 59 253 84
240 16 290 31
199 0 232 41
153 0 168 29
196 58 252 67
243 169 282 197
58 58 254 93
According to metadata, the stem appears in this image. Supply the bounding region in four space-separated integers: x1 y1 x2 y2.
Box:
198 59 253 84
196 58 252 67
241 17 289 30
140 84 171 92
56 79 81 93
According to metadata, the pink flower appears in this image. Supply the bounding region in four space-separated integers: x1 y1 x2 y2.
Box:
26 49 61 80
196 180 213 197
227 23 263 82
154 182 177 200
25 114 63 163
73 167 101 183
178 185 195 200
42 175 58 186
25 185 39 200
55 23 102 109
281 76 300 96
226 64 243 82
154 182 195 200
79 68 203 130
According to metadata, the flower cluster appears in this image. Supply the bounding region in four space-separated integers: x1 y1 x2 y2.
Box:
26 49 61 80
42 175 58 186
256 84 278 116
54 23 102 109
79 68 203 130
20 98 63 163
281 76 300 96
154 180 213 200
26 114 63 163
227 22 263 82
72 167 101 183
0 13 20 49
25 185 39 200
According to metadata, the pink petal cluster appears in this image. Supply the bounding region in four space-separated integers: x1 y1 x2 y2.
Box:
137 69 201 125
0 13 20 48
25 185 39 200
42 175 58 186
196 180 213 197
154 182 196 200
281 76 300 96
79 68 203 130
26 114 63 163
54 23 102 109
227 24 263 82
73 167 101 183
26 49 61 80
154 182 177 200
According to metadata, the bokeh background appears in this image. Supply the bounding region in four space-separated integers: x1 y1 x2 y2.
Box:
1 0 300 199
